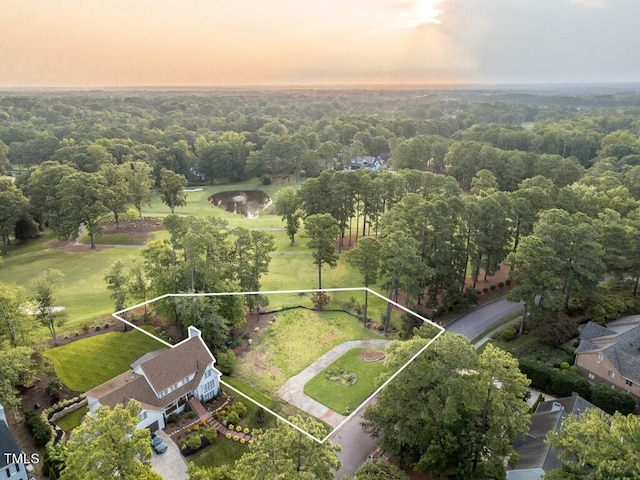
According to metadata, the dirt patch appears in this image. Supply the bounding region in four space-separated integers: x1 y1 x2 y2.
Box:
361 349 386 362
45 239 112 253
101 219 164 235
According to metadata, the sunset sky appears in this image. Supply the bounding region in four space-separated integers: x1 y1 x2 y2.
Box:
0 0 638 87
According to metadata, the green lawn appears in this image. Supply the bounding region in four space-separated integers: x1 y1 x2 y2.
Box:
55 406 88 432
304 348 389 414
236 310 382 393
43 327 166 392
145 179 303 228
188 436 247 469
1 246 140 338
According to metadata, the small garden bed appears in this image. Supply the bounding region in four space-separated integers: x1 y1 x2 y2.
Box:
304 348 389 414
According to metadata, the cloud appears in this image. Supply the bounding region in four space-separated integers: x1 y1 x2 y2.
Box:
571 0 605 8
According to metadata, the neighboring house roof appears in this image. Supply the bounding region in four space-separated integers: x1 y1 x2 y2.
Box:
87 330 217 411
576 318 640 384
509 394 597 477
0 420 22 471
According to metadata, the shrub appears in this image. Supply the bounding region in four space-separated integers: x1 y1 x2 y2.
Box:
202 428 218 444
560 362 570 370
185 428 192 434
233 435 239 442
240 438 246 444
260 174 272 185
82 323 90 333
490 284 497 291
192 424 200 431
232 401 248 418
200 419 207 426
496 326 518 342
188 412 196 419
166 413 179 425
243 427 250 435
226 432 232 439
483 287 489 294
505 279 512 286
94 325 101 331
185 434 202 450
216 350 237 375
103 322 110 329
311 292 330 310
256 408 265 424
228 424 234 431
498 282 505 288
591 384 636 415
25 410 52 447
236 425 242 432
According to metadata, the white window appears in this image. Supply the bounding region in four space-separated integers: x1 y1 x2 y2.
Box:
597 352 603 363
140 411 147 421
588 373 595 380
204 368 212 379
608 370 615 378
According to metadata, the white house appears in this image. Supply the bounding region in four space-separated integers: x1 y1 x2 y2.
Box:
0 404 29 480
86 326 221 432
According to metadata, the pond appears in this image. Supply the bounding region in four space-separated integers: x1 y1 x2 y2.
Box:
208 190 272 219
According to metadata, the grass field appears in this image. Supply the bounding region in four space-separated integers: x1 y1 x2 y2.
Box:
1 245 140 337
43 327 166 392
145 178 303 228
188 435 246 469
304 348 389 414
55 406 88 432
235 309 382 393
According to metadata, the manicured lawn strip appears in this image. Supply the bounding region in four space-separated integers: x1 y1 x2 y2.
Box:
55 406 88 432
188 436 246 469
43 327 166 392
222 376 276 410
236 310 382 393
303 348 389 414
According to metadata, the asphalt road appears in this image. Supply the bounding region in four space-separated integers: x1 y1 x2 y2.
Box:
332 296 524 479
445 297 524 340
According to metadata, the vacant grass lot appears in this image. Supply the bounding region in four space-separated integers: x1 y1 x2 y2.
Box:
304 348 389 414
236 309 381 393
43 327 165 392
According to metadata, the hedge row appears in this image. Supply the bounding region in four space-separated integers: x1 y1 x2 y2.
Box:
519 359 636 415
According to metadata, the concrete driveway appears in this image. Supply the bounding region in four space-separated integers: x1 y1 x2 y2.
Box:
150 430 188 480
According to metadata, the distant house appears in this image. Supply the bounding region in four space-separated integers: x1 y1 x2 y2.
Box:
0 404 29 480
86 326 221 432
347 156 386 172
506 393 598 480
574 316 640 398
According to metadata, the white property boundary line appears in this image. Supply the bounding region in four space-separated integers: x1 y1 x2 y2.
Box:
112 287 445 444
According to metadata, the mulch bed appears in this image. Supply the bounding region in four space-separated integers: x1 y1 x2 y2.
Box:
361 349 386 362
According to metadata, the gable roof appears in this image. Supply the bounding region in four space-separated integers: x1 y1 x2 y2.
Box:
87 332 218 411
0 420 22 470
510 394 597 474
576 319 640 384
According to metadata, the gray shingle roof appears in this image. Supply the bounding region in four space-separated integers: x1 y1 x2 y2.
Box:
87 334 218 411
0 420 22 470
577 321 640 384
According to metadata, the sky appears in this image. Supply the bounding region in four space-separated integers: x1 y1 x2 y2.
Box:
0 0 639 87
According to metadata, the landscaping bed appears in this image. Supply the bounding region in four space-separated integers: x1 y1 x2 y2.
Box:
304 348 390 414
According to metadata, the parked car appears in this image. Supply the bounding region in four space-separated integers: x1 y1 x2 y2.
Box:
150 433 168 454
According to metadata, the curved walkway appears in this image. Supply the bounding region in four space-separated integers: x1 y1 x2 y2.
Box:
276 339 391 428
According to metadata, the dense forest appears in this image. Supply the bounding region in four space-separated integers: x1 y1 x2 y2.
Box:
3 87 640 480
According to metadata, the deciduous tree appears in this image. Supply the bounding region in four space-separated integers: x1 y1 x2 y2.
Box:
232 415 341 480
364 334 530 479
30 268 66 345
0 283 35 346
345 236 381 326
274 186 302 245
304 213 339 290
159 168 188 214
61 400 161 480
